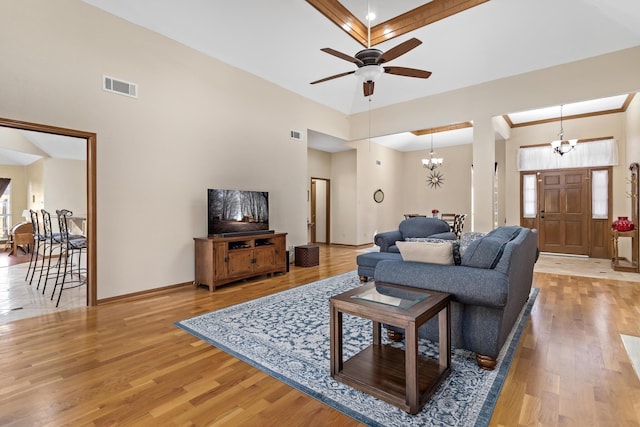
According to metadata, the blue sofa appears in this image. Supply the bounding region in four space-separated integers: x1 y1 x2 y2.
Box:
374 217 456 253
365 226 538 370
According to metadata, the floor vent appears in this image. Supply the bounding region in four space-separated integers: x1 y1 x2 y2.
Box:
103 75 138 98
290 130 303 141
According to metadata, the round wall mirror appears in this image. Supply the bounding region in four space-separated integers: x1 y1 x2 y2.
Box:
373 189 384 203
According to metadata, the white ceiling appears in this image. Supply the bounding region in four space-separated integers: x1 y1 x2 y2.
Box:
0 129 85 166
81 0 640 116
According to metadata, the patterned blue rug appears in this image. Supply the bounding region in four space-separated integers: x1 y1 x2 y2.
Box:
176 271 538 426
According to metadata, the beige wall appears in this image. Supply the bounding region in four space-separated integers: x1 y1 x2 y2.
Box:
27 160 44 212
354 140 405 245
307 148 332 179
402 144 473 223
627 95 640 170
330 150 357 245
0 158 86 233
0 0 347 299
42 159 87 217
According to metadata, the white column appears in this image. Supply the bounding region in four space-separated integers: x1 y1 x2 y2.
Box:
472 117 496 232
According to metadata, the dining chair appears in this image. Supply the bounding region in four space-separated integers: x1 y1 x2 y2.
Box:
452 214 467 239
50 209 87 307
37 209 63 293
25 209 46 285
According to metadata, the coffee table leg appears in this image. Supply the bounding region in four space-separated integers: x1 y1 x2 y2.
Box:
373 320 381 345
405 321 419 414
439 303 451 369
330 302 343 376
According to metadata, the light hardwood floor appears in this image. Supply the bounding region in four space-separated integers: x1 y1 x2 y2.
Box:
0 244 639 426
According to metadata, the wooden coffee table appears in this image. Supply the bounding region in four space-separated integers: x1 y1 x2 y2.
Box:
329 281 451 414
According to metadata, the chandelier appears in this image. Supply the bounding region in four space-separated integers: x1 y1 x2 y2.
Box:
550 104 578 156
422 133 443 170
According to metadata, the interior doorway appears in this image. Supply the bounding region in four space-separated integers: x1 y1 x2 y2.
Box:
0 117 97 306
310 177 330 244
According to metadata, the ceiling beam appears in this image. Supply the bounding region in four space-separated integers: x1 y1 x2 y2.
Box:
307 0 489 48
370 0 490 46
306 0 368 47
411 121 473 136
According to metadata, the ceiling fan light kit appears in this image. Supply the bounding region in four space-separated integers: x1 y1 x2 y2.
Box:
355 64 384 82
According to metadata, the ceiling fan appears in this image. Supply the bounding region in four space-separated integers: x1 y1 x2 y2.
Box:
310 37 432 97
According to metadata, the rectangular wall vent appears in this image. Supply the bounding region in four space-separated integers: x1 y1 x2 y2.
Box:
290 130 303 141
103 75 138 98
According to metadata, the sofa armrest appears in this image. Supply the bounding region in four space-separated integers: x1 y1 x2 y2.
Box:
374 230 402 252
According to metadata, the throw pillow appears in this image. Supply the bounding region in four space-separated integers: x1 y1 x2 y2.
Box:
461 236 506 269
459 232 487 256
396 240 454 265
485 226 521 241
405 237 461 265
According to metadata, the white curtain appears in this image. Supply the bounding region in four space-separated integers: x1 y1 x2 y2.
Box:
517 139 618 171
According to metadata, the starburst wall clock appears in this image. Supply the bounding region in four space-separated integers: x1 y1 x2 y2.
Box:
427 171 444 189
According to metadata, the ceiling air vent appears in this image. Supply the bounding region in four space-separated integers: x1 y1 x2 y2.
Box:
103 75 138 98
290 130 303 141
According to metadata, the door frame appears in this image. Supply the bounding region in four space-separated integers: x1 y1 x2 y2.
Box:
310 177 330 244
520 166 612 258
0 117 97 306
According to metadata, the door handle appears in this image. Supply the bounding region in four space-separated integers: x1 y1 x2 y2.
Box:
540 209 544 219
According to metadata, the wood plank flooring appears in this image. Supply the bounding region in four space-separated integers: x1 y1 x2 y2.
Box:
0 244 639 426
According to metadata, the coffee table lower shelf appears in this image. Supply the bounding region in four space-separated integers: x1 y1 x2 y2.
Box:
335 343 450 413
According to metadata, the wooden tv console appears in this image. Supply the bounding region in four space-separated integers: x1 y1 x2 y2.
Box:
193 232 287 292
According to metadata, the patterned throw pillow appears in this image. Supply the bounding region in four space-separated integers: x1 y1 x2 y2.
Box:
405 237 461 265
458 232 487 256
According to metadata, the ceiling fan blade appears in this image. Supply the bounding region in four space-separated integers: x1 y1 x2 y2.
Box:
310 70 355 85
321 48 364 66
363 81 375 97
376 38 422 64
384 66 432 79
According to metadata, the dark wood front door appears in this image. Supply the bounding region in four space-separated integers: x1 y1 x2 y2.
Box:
538 169 590 255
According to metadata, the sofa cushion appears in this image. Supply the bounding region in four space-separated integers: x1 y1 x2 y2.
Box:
396 240 454 265
405 237 461 265
356 251 402 268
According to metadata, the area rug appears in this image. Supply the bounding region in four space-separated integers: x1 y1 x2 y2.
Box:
176 271 538 426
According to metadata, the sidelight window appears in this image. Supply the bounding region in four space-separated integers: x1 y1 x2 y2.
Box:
591 169 608 219
522 174 537 218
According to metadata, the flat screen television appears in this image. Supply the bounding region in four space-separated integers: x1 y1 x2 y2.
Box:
208 189 270 236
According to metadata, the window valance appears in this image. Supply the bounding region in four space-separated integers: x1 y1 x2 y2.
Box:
517 138 618 171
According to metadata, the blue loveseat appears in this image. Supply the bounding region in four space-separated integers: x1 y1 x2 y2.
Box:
357 217 456 282
360 226 538 370
374 217 456 253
